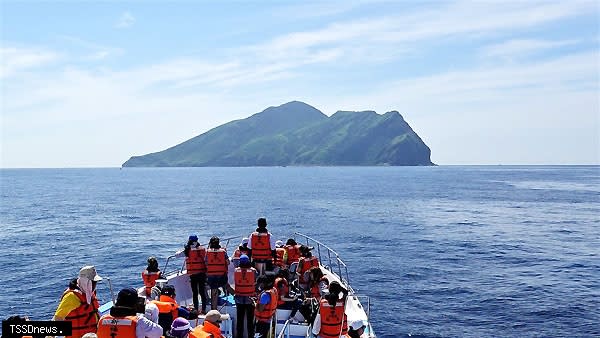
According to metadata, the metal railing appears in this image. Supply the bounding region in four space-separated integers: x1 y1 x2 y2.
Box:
276 319 292 338
293 232 352 292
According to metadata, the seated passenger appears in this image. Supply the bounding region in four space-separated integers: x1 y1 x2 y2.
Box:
305 267 328 300
151 285 197 336
97 287 162 338
297 246 319 290
232 238 250 268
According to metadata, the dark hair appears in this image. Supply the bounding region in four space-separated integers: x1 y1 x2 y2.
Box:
257 217 267 228
209 236 220 249
161 284 176 297
286 238 297 246
147 256 159 272
184 240 199 257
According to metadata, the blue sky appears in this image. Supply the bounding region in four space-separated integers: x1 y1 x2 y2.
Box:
1 1 599 167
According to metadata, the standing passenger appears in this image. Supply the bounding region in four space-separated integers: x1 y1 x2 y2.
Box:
233 254 257 338
205 236 230 310
53 266 102 338
175 235 207 313
142 256 163 298
247 217 276 275
232 238 250 268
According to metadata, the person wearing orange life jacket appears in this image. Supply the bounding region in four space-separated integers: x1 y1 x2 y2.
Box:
312 281 349 338
297 246 319 290
284 239 302 267
231 237 250 268
306 267 329 301
190 310 227 338
97 287 162 338
274 274 302 322
254 275 278 338
205 236 233 311
175 235 207 313
151 285 197 337
247 217 276 275
233 254 257 338
274 240 288 270
53 266 102 338
142 256 163 299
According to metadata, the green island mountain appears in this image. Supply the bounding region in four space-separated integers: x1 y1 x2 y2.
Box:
122 101 434 167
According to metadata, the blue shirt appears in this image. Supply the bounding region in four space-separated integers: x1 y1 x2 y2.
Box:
259 291 271 305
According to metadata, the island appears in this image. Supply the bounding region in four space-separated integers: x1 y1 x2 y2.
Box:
122 101 434 167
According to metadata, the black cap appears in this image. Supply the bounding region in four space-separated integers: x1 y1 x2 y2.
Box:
116 288 138 307
161 284 176 297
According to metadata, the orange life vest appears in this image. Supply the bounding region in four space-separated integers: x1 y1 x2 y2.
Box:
298 256 319 283
318 298 347 338
234 267 256 297
96 314 137 338
190 321 224 338
254 288 278 323
274 247 287 267
186 246 207 274
285 244 301 264
275 277 289 306
310 276 329 300
206 248 227 276
250 232 272 261
61 288 99 338
142 270 161 296
152 295 178 317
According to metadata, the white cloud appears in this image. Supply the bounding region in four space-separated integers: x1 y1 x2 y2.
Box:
115 11 135 29
481 39 581 59
0 47 60 78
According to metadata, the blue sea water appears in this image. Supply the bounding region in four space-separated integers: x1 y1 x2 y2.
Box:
0 166 599 337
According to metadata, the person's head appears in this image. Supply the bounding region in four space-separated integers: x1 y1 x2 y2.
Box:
147 256 159 271
239 254 251 268
300 245 312 257
188 235 198 245
79 265 102 290
256 275 274 291
209 236 220 249
257 217 267 228
328 281 344 296
240 237 249 248
161 284 176 298
309 267 323 280
286 238 297 246
204 310 227 326
115 287 138 308
169 317 191 338
275 240 284 248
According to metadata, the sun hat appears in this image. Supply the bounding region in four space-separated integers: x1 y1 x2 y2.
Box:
79 266 102 281
169 317 191 337
115 287 138 307
241 237 249 246
204 310 227 324
275 240 284 247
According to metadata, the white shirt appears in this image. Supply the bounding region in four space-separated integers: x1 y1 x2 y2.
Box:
136 315 163 338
